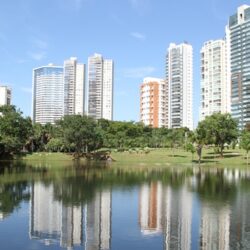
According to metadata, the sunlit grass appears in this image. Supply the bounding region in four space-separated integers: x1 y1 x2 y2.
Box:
20 148 250 169
111 148 249 168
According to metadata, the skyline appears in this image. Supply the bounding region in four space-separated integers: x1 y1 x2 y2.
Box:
0 0 248 126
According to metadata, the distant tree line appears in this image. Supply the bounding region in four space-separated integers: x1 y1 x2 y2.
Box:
1 104 250 162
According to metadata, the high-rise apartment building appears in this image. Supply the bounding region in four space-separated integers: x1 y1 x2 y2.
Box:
140 77 167 128
64 57 85 116
0 86 11 106
32 64 64 124
228 5 250 129
166 43 193 130
88 53 114 120
200 40 230 121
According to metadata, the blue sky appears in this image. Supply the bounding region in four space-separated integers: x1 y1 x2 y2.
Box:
0 0 247 126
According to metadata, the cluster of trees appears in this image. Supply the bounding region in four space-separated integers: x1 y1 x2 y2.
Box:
2 104 250 162
0 106 32 158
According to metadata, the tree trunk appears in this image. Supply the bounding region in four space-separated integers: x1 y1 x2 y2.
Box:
247 151 249 166
197 144 202 164
220 144 224 158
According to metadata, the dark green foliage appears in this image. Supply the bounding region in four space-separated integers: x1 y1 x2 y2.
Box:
240 129 250 164
186 143 196 161
0 107 242 160
57 115 103 154
196 113 238 157
0 105 32 157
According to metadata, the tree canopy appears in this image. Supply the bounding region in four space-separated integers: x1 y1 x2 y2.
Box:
57 115 102 154
196 113 238 157
0 105 32 158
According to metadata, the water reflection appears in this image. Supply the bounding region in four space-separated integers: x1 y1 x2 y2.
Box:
0 166 250 249
30 182 111 249
139 182 193 249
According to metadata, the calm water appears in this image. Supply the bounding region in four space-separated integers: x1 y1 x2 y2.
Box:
0 161 250 250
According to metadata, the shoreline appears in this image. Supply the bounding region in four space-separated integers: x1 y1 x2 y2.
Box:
0 148 248 169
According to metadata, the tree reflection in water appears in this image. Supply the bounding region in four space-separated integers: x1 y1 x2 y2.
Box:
0 162 250 249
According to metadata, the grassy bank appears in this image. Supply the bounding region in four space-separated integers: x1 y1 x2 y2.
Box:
111 148 248 168
20 148 250 168
22 152 73 161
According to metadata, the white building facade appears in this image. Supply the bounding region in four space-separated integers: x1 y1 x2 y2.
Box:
167 43 193 130
88 53 114 120
32 65 64 124
200 40 230 121
0 86 11 106
64 57 85 116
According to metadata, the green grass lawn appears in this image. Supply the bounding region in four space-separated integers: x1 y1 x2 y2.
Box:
20 148 250 168
110 148 249 168
22 152 73 161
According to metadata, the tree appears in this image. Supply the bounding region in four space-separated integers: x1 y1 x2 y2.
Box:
194 121 208 163
167 129 184 156
186 143 196 162
240 130 250 165
57 115 102 155
0 182 30 217
30 123 58 152
46 138 64 152
0 105 32 157
196 113 238 157
150 127 169 148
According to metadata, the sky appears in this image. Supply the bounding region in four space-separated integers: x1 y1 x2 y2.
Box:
0 0 248 126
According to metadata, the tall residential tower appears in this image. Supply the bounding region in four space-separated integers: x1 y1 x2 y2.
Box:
88 54 114 120
200 40 230 120
64 57 85 116
0 86 11 106
140 77 168 128
166 43 193 130
32 64 64 124
228 5 250 129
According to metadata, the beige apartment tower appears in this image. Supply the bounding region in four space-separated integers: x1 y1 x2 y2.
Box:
140 77 168 128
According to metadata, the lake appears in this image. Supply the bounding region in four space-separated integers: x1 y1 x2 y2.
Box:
0 161 250 250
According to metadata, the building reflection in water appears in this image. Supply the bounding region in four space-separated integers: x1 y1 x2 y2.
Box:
139 181 193 249
167 186 192 250
28 168 250 250
229 190 250 250
200 204 230 250
139 182 162 235
0 212 5 221
84 190 111 250
29 182 111 249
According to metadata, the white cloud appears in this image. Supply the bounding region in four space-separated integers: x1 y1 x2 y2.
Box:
129 0 150 14
130 32 146 40
28 51 46 61
32 38 48 50
27 37 48 61
16 59 28 64
121 66 156 78
20 87 32 94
